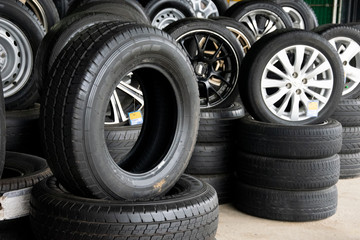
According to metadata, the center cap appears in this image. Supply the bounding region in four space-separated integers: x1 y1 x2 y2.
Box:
195 62 208 76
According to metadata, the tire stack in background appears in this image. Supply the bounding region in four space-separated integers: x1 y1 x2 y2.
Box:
185 103 245 204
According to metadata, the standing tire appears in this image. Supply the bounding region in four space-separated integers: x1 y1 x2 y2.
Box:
0 74 5 178
165 18 245 109
145 0 196 29
224 0 293 40
239 29 344 125
0 0 45 110
41 22 200 200
30 175 219 240
23 0 60 31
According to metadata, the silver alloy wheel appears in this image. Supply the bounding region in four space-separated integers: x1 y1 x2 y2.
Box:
0 18 33 98
328 36 360 96
105 74 144 125
239 9 287 40
186 0 219 18
282 6 305 29
151 8 186 29
261 45 334 122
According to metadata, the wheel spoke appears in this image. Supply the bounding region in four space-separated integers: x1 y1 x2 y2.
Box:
266 64 289 80
290 93 300 121
117 81 144 105
202 3 218 17
303 88 328 103
276 91 292 116
266 88 289 106
277 49 294 76
242 15 258 37
340 40 360 62
263 20 276 35
110 91 127 124
180 40 195 60
346 65 360 83
294 45 305 73
301 49 320 74
262 78 287 88
304 61 331 80
306 79 333 89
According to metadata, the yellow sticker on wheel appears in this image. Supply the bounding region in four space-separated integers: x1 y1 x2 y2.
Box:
307 100 319 117
129 111 143 126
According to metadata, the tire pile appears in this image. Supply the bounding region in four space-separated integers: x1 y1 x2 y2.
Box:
0 0 360 239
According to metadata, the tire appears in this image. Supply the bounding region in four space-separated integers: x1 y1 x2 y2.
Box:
145 0 196 29
69 0 150 24
186 142 233 174
52 0 76 18
23 0 60 31
0 218 36 240
236 151 340 190
224 0 293 40
314 25 360 98
212 16 256 53
41 22 200 200
194 173 234 204
198 102 245 142
0 152 51 225
0 75 5 178
211 0 229 15
339 152 360 179
5 104 42 156
165 18 245 109
34 11 128 91
331 98 360 126
234 182 338 222
239 29 344 125
0 0 45 110
271 0 318 30
30 175 219 240
235 116 342 159
341 126 360 154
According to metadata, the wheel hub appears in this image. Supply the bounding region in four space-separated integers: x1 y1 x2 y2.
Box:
0 43 7 70
195 62 209 77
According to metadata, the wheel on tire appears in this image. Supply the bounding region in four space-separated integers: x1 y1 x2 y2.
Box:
239 29 344 125
224 0 293 40
0 0 45 110
186 0 228 18
165 18 245 109
145 0 196 29
271 0 318 30
314 25 360 98
0 74 5 178
41 22 200 200
30 175 219 240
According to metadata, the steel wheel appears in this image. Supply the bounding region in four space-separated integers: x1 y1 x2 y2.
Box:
186 0 219 18
239 9 288 40
177 30 240 108
151 8 185 29
282 6 305 29
0 18 33 99
105 74 144 125
261 45 334 122
328 36 360 96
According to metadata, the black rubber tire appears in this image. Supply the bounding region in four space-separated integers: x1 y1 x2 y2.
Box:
0 0 45 110
224 0 293 39
331 98 360 127
190 174 234 205
34 11 128 92
314 25 360 98
236 151 340 190
69 0 150 24
341 126 360 154
24 0 60 31
198 102 245 143
30 175 219 240
271 0 318 30
41 22 200 200
165 18 245 109
234 182 338 222
186 142 233 174
339 152 360 179
0 218 36 239
0 152 51 228
0 75 5 178
5 104 42 156
211 0 229 15
347 22 360 31
212 16 256 53
52 0 76 18
145 0 196 29
236 116 342 159
239 29 344 125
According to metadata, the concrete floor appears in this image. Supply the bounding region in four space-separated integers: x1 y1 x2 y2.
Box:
216 178 360 240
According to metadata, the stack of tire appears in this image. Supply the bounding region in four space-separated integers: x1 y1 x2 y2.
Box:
313 24 360 179
232 27 345 221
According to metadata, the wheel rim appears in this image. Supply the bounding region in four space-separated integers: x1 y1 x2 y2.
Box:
0 18 33 98
105 74 144 125
226 26 252 53
186 0 219 18
328 36 360 96
151 8 186 29
177 30 239 108
239 9 287 40
282 6 305 29
261 45 334 122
